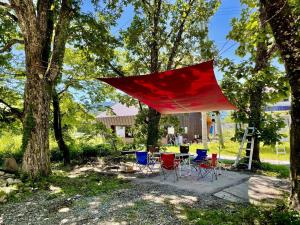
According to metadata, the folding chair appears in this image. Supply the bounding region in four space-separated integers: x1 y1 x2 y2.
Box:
135 151 155 173
191 149 207 171
198 153 218 181
193 149 208 163
160 153 180 182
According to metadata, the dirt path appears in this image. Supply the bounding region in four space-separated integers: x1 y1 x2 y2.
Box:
0 181 230 225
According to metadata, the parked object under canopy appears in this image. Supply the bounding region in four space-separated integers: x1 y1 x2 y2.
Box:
98 60 236 114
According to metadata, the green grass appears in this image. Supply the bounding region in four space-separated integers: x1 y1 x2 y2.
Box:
256 162 290 178
184 201 300 225
165 141 289 161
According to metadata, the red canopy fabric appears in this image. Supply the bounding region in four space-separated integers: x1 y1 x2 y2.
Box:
98 60 236 114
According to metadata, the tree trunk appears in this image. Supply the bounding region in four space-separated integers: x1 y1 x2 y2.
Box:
260 0 300 209
146 108 161 146
290 75 300 209
52 88 70 165
10 0 74 178
22 65 52 177
248 86 263 162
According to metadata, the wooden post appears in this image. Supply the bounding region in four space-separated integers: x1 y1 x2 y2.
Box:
202 112 208 149
216 111 224 148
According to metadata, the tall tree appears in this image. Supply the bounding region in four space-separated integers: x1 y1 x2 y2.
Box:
222 0 287 162
120 0 219 146
0 0 76 177
259 0 300 209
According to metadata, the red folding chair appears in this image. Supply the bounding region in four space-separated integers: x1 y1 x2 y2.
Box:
160 153 180 182
198 153 218 181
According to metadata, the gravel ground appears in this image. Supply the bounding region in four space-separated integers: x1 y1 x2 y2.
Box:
0 180 230 225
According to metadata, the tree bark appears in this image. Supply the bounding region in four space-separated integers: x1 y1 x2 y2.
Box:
248 86 263 162
260 0 300 209
9 0 74 177
290 75 300 209
146 0 162 147
21 66 52 176
52 88 70 165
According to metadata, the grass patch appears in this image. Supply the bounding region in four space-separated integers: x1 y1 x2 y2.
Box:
184 202 300 225
257 162 290 178
165 141 289 161
40 171 130 197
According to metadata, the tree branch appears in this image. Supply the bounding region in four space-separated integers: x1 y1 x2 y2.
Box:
0 98 23 119
46 0 74 82
0 38 24 53
0 1 18 21
166 0 195 70
105 60 125 77
4 11 18 22
265 43 278 60
0 1 11 8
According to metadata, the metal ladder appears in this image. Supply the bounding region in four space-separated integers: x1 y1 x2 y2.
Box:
233 127 255 170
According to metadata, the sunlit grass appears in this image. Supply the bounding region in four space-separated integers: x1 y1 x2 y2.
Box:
165 140 289 161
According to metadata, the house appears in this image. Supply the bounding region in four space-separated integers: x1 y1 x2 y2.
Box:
96 103 203 144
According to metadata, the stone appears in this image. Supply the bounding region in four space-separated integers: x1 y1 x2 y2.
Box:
4 158 18 172
0 171 5 176
0 179 7 187
3 173 15 179
7 178 14 185
13 179 22 185
0 194 7 203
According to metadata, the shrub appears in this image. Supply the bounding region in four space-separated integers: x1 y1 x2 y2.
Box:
50 143 115 162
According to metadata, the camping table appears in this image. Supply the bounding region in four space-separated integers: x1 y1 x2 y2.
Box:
175 153 194 177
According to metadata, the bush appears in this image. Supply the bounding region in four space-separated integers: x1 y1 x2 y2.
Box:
50 143 115 162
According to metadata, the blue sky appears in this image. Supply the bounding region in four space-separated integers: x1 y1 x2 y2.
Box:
82 0 242 72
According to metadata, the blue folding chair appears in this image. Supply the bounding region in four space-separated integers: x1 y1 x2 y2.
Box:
136 151 155 173
193 149 208 162
192 149 208 171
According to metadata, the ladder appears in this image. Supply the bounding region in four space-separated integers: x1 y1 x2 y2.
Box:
233 127 255 170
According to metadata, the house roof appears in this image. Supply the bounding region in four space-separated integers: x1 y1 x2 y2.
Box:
97 103 139 118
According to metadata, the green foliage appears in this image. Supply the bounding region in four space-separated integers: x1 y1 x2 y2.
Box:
230 114 286 146
259 114 287 146
132 107 183 146
132 108 149 145
221 59 289 146
50 143 114 162
184 201 300 225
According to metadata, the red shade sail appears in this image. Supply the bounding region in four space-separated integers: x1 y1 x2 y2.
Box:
97 60 236 114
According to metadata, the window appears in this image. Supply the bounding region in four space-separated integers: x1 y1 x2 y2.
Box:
115 126 126 137
184 127 188 134
125 126 133 138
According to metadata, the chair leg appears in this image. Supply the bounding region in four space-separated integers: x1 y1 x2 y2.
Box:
160 167 164 181
174 168 179 182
